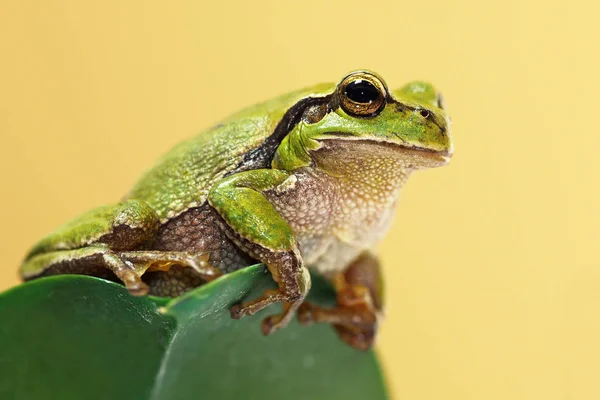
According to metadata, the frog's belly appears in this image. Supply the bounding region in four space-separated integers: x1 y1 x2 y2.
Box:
265 168 398 275
300 235 364 274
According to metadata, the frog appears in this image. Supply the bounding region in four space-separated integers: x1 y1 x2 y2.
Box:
20 70 453 350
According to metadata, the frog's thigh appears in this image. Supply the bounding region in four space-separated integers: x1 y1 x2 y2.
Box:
21 246 149 295
298 251 383 351
208 170 311 334
27 199 160 258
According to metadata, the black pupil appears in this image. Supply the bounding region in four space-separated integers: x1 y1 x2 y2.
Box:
344 79 380 104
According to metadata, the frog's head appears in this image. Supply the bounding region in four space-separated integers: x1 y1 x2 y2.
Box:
273 70 453 171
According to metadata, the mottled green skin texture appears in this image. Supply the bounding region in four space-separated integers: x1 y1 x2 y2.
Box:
209 170 295 252
24 200 158 264
20 71 453 347
20 83 337 278
22 76 451 263
127 84 335 222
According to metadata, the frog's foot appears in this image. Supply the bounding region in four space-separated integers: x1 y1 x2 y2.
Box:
119 251 221 283
230 289 284 319
21 248 221 297
297 285 377 326
297 252 383 351
20 247 151 296
95 250 222 296
230 286 307 336
297 285 379 350
231 294 306 336
229 251 311 336
104 253 150 296
259 301 306 336
230 289 297 335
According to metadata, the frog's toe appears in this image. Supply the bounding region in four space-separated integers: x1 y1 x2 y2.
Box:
260 314 284 335
117 268 149 296
230 303 246 319
125 280 150 296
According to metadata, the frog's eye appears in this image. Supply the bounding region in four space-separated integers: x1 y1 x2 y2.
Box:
338 72 387 117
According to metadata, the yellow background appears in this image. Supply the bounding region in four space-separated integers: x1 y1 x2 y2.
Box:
0 1 598 399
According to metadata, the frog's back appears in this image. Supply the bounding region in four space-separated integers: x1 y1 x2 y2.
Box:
126 83 335 221
126 117 270 222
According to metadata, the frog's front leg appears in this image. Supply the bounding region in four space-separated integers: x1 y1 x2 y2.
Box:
298 252 383 351
208 170 311 335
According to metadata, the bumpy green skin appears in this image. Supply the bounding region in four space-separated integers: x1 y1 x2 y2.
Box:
127 84 335 222
19 70 453 349
25 200 158 259
22 78 450 262
208 170 295 252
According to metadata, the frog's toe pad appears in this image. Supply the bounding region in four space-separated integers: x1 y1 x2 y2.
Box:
126 281 150 297
230 303 245 319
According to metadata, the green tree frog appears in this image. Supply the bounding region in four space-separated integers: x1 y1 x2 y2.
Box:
20 70 453 350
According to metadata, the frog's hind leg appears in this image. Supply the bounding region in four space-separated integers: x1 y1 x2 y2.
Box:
21 246 151 295
22 248 222 297
297 252 383 351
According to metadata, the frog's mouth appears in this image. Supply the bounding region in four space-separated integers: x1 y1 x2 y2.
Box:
316 136 452 167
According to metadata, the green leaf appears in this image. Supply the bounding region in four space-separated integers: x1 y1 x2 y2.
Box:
0 265 388 400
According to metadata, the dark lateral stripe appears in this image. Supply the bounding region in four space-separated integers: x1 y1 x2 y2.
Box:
231 95 331 173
